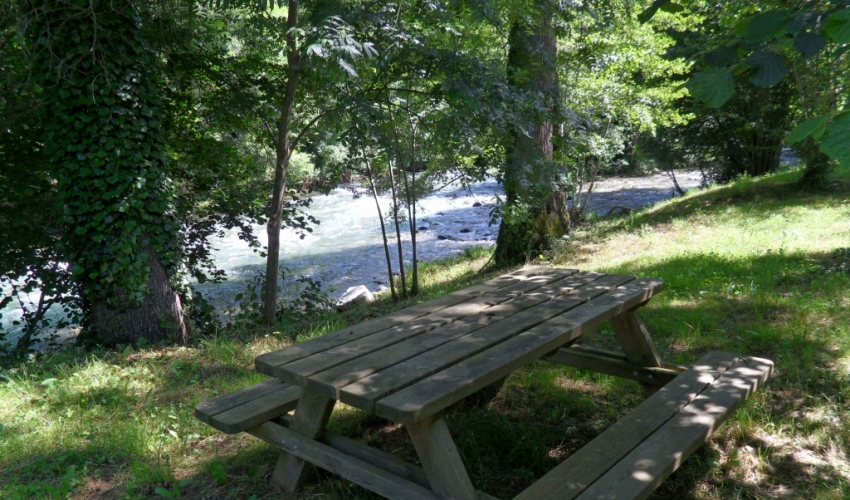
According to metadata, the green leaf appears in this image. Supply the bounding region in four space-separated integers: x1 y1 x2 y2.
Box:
745 11 789 42
820 112 850 168
793 33 827 60
823 9 850 44
338 58 358 77
638 0 671 24
786 18 806 34
746 50 788 87
659 2 684 13
686 68 735 108
704 46 739 68
787 115 830 144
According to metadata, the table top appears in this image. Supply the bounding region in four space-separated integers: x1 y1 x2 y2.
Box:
255 266 664 424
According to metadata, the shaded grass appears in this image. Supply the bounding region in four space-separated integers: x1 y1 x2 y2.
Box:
1 167 849 499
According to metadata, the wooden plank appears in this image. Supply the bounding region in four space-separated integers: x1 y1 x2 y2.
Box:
255 267 574 376
194 379 287 424
306 272 606 400
322 431 432 490
208 385 301 434
375 278 665 424
609 309 662 367
250 421 448 500
543 346 681 387
407 415 478 500
277 412 432 489
512 351 740 500
277 269 579 386
552 345 687 372
271 389 336 492
340 274 629 413
573 355 774 500
610 310 663 397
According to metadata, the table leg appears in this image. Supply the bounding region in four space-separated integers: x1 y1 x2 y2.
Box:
609 307 663 397
407 414 477 500
271 388 335 492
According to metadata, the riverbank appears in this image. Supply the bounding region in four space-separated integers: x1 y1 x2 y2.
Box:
2 167 849 499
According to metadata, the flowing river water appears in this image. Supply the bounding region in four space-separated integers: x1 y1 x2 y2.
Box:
1 170 703 345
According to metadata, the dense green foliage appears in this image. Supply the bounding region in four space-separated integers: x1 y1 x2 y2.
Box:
1 0 846 348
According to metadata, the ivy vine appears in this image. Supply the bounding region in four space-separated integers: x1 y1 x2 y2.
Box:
26 0 180 308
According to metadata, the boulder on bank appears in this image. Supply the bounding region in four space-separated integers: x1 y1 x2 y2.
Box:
335 285 374 311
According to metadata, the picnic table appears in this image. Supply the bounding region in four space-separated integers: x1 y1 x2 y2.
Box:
196 266 773 500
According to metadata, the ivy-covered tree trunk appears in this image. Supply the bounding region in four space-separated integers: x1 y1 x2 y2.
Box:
495 4 558 265
26 0 187 345
90 250 186 345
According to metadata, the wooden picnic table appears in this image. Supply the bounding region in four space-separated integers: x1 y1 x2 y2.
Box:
196 266 773 500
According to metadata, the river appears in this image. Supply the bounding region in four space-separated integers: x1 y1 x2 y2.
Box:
1 171 702 346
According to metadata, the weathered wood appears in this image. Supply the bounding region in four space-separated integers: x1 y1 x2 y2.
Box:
255 266 569 376
306 272 605 400
609 309 662 366
512 351 743 500
276 412 432 489
341 274 629 413
209 385 301 434
271 389 336 492
554 345 687 372
407 415 477 500
572 355 774 500
609 308 664 397
277 269 579 385
375 278 664 424
251 421 448 500
543 345 683 387
194 378 289 424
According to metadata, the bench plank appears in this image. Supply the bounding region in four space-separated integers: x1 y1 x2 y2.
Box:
195 378 287 424
514 351 739 500
341 274 631 413
306 272 605 400
255 266 573 376
573 355 774 500
375 278 664 424
277 269 579 385
210 385 301 434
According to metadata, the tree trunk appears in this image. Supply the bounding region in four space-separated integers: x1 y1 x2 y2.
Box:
90 250 187 346
388 159 407 298
495 4 558 266
366 158 397 300
264 0 301 326
798 137 833 189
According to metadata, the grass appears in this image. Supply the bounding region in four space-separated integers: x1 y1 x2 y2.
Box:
1 167 849 499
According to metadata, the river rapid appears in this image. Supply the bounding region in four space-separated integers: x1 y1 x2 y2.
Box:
1 170 702 345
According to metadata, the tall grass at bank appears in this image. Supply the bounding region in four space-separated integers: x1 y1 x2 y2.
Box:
1 168 848 499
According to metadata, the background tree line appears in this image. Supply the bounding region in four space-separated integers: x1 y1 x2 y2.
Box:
1 0 847 353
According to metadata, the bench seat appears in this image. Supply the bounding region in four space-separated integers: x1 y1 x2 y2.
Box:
514 351 774 500
195 378 301 434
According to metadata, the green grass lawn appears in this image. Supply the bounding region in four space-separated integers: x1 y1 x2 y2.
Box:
2 168 849 499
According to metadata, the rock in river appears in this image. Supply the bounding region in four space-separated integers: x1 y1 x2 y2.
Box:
335 285 374 310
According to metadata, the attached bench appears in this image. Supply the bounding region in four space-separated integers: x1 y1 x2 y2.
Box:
516 351 774 500
195 378 301 434
193 266 773 500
